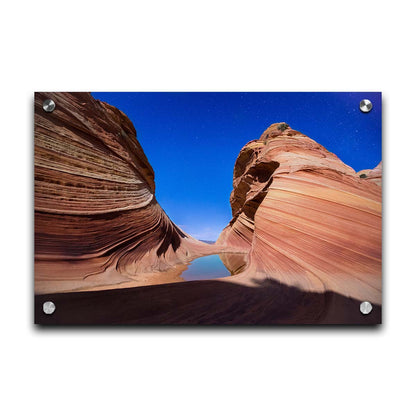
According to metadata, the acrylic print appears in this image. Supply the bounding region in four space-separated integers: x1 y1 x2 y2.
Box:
34 92 382 325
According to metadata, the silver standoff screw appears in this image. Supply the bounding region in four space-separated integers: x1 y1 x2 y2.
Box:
360 301 373 315
359 99 372 113
42 98 56 113
43 301 56 315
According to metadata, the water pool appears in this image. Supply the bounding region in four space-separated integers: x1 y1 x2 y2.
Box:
181 253 247 281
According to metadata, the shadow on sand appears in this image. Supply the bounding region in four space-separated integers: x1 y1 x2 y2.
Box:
34 277 381 326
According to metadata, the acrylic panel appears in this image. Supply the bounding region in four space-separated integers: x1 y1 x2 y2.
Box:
34 92 382 325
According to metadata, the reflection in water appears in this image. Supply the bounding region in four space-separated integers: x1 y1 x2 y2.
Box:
220 252 248 275
181 254 247 281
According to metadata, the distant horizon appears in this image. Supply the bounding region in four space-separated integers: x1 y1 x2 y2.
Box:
91 92 381 240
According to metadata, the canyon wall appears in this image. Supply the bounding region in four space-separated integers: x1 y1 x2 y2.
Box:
35 92 212 294
218 123 382 304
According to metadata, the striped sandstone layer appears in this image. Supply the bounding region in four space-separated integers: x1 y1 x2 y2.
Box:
35 92 216 294
218 123 382 304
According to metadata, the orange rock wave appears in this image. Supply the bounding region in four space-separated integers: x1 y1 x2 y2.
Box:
218 123 382 304
34 92 216 294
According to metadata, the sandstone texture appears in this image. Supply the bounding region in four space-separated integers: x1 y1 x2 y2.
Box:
35 92 215 294
357 161 382 186
218 123 382 304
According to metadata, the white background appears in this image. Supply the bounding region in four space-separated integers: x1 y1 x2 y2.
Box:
1 1 415 415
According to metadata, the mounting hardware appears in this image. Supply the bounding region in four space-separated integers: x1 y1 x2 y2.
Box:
360 301 373 315
43 99 56 113
360 99 372 113
43 301 56 315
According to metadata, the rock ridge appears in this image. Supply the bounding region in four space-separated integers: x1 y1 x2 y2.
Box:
218 123 382 304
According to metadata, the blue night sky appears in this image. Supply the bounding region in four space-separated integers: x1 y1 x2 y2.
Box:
91 92 381 241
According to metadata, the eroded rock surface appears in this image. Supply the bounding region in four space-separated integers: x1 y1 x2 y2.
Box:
357 161 382 186
218 123 382 304
35 92 215 294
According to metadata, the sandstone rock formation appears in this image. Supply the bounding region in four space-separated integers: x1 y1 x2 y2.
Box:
218 123 382 304
357 161 382 186
35 92 215 294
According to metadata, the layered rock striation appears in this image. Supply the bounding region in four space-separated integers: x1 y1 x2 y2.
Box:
35 92 214 294
218 123 382 304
